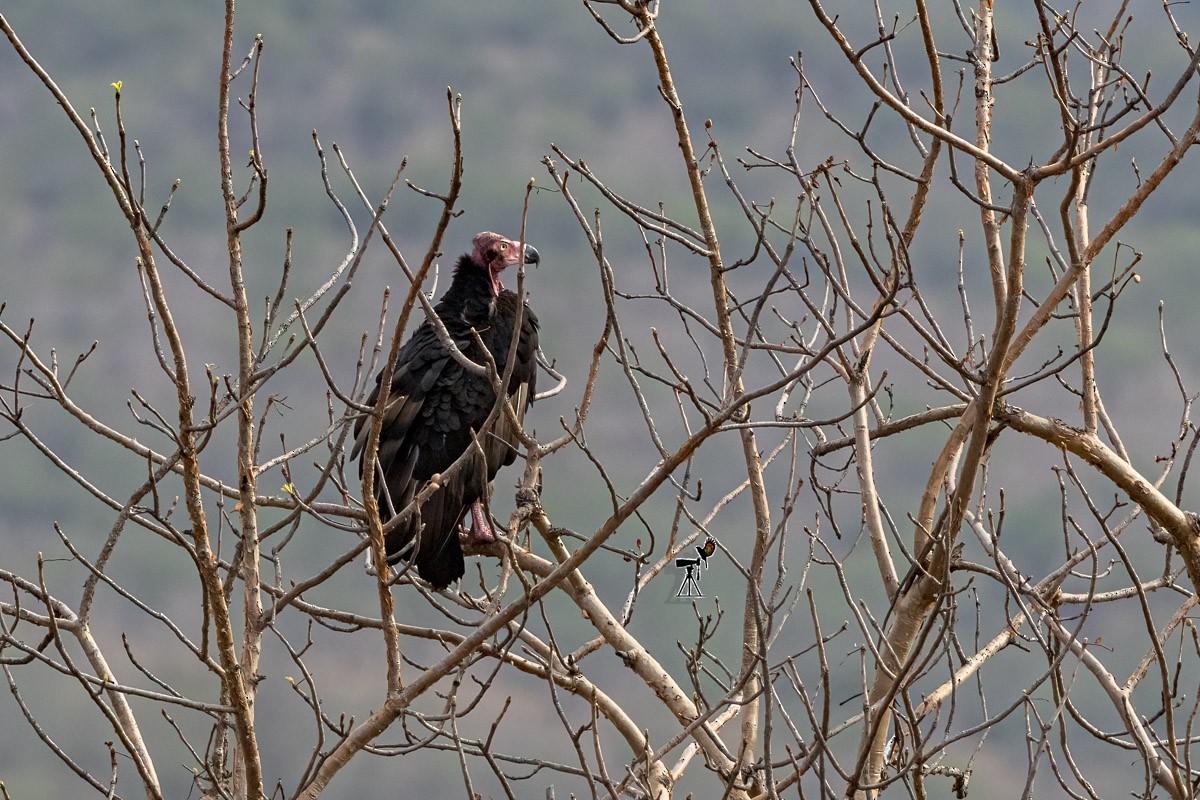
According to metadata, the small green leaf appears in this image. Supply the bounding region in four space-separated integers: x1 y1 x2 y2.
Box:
282 483 295 495
111 80 122 92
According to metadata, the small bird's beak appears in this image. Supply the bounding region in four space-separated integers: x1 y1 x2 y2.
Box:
523 244 540 266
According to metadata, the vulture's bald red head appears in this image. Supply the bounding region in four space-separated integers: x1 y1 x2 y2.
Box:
470 231 540 297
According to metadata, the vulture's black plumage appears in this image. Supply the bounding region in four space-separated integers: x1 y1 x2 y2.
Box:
353 232 541 589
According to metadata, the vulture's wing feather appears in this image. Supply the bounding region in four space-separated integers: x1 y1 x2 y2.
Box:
479 296 539 477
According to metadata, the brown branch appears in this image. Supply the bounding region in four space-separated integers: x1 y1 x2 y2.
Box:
998 404 1200 594
635 13 771 793
214 4 266 796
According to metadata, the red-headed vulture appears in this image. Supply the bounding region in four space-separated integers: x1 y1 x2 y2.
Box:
353 231 541 588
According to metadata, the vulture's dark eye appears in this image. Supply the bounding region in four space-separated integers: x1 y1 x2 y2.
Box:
498 242 509 251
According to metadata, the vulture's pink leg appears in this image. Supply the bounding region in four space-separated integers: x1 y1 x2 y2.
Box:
470 501 496 543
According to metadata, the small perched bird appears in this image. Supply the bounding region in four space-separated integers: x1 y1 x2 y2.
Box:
353 231 541 588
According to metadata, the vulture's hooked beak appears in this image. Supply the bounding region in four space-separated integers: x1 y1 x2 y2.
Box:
523 244 540 266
